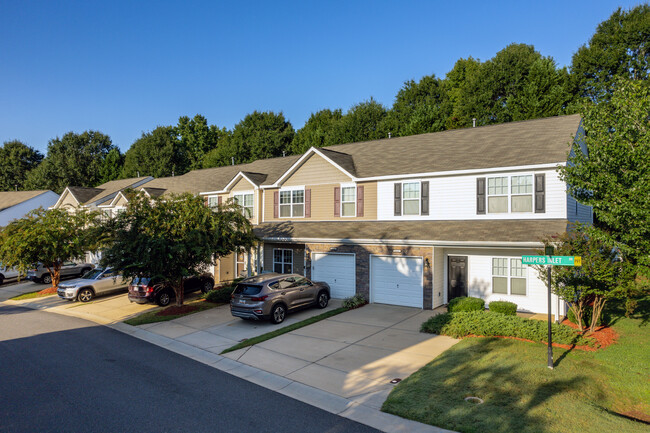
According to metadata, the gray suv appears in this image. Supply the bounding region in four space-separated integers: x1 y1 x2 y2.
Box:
27 261 94 284
230 273 330 324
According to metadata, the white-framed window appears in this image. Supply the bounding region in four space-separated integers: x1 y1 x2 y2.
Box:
233 193 254 218
492 257 527 295
402 182 420 216
487 175 534 214
341 185 356 217
101 209 112 221
207 196 219 209
280 188 304 218
273 249 293 273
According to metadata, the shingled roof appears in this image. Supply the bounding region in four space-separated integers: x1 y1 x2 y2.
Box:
0 190 52 212
254 219 569 244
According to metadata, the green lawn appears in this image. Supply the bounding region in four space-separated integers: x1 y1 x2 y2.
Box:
382 297 649 433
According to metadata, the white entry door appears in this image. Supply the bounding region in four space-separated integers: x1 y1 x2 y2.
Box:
370 256 423 308
311 253 356 299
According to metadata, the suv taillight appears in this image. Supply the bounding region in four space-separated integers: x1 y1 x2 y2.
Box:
146 285 154 293
250 295 268 302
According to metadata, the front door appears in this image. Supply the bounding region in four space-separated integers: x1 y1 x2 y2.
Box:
447 256 468 301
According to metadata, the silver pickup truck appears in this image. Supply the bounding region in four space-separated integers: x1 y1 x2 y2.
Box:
57 268 130 302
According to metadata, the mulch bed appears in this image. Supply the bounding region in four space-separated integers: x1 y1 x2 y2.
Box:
465 319 617 351
156 305 199 316
37 287 58 295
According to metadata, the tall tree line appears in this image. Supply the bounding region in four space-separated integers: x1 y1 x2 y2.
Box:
2 5 647 194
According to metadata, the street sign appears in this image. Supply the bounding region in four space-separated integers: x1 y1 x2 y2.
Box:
522 255 582 266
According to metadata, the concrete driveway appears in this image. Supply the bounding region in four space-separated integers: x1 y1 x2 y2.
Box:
222 304 458 407
140 299 345 354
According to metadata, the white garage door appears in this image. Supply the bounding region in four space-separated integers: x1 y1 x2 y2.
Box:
311 253 356 299
371 256 423 308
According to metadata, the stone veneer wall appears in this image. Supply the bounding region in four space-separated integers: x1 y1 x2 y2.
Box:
305 243 433 309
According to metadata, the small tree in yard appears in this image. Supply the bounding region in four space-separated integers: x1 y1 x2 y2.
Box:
0 208 101 289
100 192 256 307
536 225 622 332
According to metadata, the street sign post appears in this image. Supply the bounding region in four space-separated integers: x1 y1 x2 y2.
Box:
522 254 582 370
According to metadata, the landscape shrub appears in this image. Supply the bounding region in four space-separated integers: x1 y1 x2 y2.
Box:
203 285 235 303
489 301 517 316
448 296 485 313
421 310 591 346
567 306 601 328
343 294 367 309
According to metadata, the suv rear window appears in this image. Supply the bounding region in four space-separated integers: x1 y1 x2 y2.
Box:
233 284 262 296
132 277 152 285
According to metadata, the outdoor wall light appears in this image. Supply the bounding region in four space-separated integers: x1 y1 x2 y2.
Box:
425 258 431 268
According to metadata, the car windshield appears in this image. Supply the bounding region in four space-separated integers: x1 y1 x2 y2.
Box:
83 269 103 279
233 284 262 296
132 277 152 286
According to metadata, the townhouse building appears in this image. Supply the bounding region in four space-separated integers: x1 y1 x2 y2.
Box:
200 114 590 317
52 114 591 316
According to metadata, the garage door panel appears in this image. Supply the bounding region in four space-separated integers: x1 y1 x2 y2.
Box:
312 253 355 299
371 256 423 308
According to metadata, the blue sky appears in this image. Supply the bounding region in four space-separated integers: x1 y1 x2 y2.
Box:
0 0 644 153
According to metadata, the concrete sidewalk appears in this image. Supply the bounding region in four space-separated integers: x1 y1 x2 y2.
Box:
3 295 456 433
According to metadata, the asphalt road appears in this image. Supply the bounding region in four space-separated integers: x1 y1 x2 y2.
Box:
0 305 380 433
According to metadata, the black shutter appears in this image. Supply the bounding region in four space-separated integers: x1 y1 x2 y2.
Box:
394 183 402 216
535 174 545 213
476 178 486 214
421 181 429 216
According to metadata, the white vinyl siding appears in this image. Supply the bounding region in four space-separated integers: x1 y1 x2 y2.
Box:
441 248 559 314
377 169 566 220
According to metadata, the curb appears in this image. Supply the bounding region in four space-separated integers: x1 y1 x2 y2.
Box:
2 299 455 433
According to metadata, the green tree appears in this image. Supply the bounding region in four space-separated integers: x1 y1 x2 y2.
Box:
444 57 482 129
338 98 388 143
384 75 450 136
100 192 256 306
176 114 229 171
121 126 187 178
24 131 115 193
447 44 572 127
570 5 650 102
0 208 101 288
536 226 621 332
99 148 124 183
289 109 344 154
0 140 43 191
227 111 295 165
560 79 650 274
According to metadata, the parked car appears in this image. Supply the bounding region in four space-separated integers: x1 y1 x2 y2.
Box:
27 261 94 284
57 267 129 302
128 274 215 306
230 273 330 324
0 264 24 285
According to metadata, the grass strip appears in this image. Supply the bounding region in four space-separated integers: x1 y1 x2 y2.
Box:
124 300 222 326
221 306 348 354
10 290 56 300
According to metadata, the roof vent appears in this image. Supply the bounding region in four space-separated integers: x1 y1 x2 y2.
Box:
388 132 392 139
231 157 235 166
282 151 286 157
472 118 476 128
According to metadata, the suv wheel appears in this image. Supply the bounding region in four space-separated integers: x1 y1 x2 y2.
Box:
201 279 214 294
157 290 172 307
42 274 52 285
317 291 329 309
270 304 286 324
78 288 94 302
